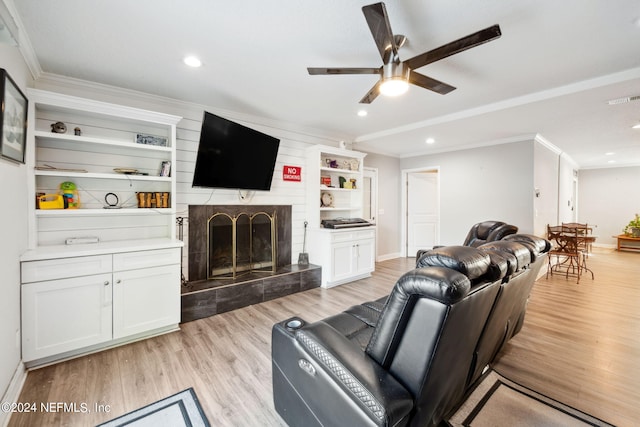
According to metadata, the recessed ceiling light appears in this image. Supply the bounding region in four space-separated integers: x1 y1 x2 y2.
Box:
632 123 640 129
357 110 368 117
605 152 615 156
425 138 435 144
183 56 202 67
608 160 616 164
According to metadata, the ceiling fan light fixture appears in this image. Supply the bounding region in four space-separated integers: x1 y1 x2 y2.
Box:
379 62 409 97
380 78 409 97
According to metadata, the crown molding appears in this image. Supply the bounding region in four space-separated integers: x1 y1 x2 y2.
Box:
2 0 42 79
34 72 346 145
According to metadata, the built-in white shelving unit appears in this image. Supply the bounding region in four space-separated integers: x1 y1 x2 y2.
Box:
25 89 181 247
305 145 375 288
21 89 184 367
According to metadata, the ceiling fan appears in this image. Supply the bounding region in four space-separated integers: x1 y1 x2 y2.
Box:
307 2 502 104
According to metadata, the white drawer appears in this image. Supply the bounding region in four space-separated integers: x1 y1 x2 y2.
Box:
22 255 112 283
330 228 375 243
113 248 180 271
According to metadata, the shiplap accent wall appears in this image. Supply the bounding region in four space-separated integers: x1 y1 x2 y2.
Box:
175 112 331 279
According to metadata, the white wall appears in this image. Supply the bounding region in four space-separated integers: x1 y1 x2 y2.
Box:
578 166 640 246
360 152 401 260
533 139 560 236
400 140 535 245
558 153 579 223
0 43 32 413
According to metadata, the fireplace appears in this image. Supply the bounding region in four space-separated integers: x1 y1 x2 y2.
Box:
188 205 292 283
183 204 321 322
208 211 276 279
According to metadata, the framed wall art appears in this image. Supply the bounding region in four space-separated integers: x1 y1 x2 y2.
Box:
0 68 28 163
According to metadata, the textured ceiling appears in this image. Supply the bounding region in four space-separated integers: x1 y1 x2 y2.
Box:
11 0 640 168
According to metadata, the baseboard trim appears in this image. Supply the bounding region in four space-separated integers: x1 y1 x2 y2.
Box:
593 243 616 249
377 252 402 262
1 362 27 427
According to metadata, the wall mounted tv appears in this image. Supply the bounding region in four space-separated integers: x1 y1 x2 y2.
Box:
192 111 280 191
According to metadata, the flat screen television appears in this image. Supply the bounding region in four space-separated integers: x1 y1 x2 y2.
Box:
192 111 280 190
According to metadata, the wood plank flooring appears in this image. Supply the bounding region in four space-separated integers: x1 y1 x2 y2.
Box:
8 249 639 426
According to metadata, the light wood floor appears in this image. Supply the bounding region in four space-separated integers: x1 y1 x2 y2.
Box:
8 248 639 426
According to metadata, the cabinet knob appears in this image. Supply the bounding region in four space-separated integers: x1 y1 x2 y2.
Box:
103 281 109 286
116 279 122 284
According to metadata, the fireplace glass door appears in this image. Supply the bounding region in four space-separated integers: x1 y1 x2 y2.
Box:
207 211 276 279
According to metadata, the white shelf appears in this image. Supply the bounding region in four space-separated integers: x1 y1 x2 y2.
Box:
35 208 174 216
320 186 361 192
35 169 171 182
320 207 356 211
34 131 172 152
320 166 360 175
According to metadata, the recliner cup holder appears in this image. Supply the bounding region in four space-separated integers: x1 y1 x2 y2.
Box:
285 318 304 331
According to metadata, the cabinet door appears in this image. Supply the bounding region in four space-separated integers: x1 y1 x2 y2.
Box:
330 241 355 283
22 273 112 361
113 265 180 339
354 238 375 275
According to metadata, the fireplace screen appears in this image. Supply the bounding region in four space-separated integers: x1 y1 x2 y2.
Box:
207 211 277 279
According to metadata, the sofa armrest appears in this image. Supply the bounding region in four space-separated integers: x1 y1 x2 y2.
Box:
272 319 413 427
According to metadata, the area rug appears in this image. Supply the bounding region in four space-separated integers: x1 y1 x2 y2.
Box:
447 370 614 427
97 388 210 427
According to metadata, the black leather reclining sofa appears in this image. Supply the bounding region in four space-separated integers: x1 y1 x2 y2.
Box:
272 233 550 427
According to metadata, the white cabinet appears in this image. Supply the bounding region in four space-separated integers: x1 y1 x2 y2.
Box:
113 265 179 339
310 228 376 288
112 249 180 339
305 145 375 287
21 272 113 362
21 245 181 366
353 237 375 275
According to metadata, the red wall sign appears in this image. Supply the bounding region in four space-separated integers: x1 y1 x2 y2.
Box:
283 165 302 182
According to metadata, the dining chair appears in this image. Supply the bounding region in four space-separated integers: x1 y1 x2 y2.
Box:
546 224 594 284
561 222 594 256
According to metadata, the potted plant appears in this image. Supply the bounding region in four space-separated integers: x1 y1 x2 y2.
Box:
623 214 640 237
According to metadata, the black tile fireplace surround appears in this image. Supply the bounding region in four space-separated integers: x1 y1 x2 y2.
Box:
188 204 293 281
182 205 321 322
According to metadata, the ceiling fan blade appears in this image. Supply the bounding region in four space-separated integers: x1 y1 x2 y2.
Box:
404 24 501 70
308 67 381 75
362 2 398 64
409 70 456 94
359 81 382 104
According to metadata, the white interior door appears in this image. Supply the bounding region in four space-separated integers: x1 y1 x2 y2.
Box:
406 170 439 257
362 168 377 223
363 167 378 260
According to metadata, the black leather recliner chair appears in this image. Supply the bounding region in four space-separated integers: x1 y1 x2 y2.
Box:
272 237 548 427
463 220 519 247
416 220 518 259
